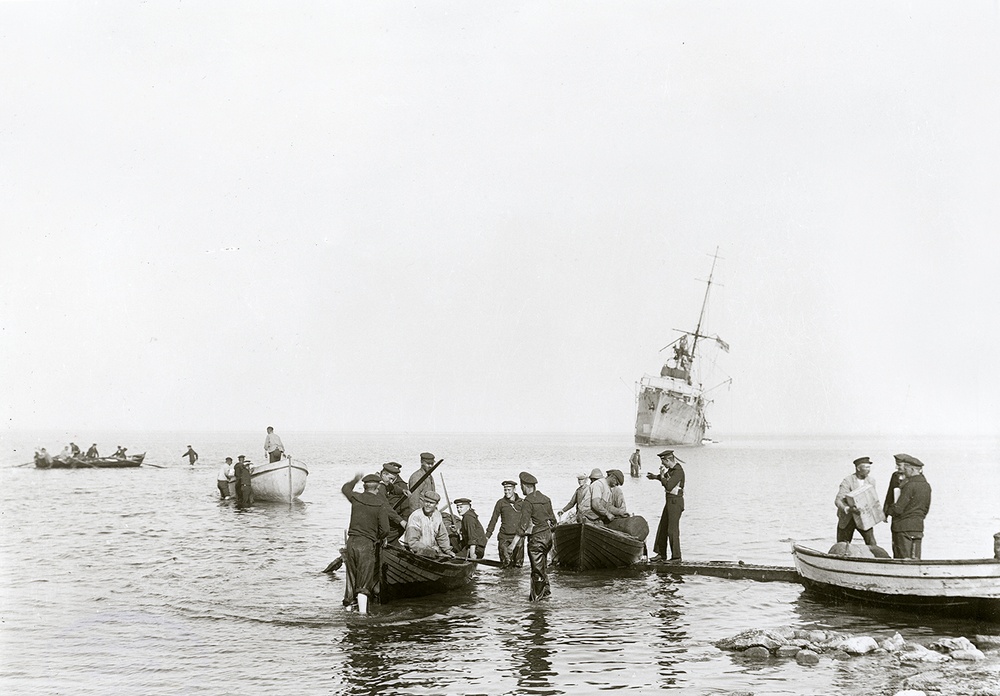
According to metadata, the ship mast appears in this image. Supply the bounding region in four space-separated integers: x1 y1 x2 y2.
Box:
689 247 721 362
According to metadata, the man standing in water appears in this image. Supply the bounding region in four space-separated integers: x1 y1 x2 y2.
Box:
648 450 685 562
486 480 524 568
182 445 199 466
508 471 557 601
629 448 642 477
341 473 390 614
886 454 932 559
217 457 234 499
834 456 879 546
234 455 252 507
264 426 284 463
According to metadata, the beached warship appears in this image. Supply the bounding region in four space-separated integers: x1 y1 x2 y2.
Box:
634 249 730 446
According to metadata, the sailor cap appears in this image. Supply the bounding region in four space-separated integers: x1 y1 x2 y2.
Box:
895 453 925 468
853 456 872 466
362 473 381 483
501 480 517 487
381 461 401 474
454 498 472 506
518 471 537 485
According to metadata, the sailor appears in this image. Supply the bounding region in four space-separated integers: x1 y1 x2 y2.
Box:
886 454 932 559
114 445 127 458
486 480 525 568
85 443 99 459
234 455 253 507
341 473 391 614
375 461 409 542
406 452 438 517
69 442 81 457
404 490 454 558
883 454 907 528
453 498 488 559
834 456 878 547
648 450 685 562
508 471 557 601
182 445 199 466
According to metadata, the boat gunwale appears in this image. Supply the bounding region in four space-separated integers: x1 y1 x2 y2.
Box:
793 543 1000 568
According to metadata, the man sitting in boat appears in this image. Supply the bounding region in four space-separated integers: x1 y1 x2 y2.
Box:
341 473 391 615
86 443 99 459
69 443 81 457
557 472 592 524
404 490 455 559
586 469 628 525
113 446 127 458
606 469 628 515
36 448 53 466
453 498 488 560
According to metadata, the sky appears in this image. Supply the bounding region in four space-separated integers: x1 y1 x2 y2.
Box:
1 2 998 437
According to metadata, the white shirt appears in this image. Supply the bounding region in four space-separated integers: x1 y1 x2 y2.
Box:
264 432 284 454
404 508 451 554
218 463 234 482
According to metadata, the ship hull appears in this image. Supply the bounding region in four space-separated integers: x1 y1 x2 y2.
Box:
634 386 706 446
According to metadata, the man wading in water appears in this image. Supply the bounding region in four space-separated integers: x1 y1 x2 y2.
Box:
341 473 390 614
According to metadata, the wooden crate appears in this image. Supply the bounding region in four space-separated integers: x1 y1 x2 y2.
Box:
846 483 884 531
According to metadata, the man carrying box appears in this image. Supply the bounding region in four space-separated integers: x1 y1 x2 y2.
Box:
834 456 880 546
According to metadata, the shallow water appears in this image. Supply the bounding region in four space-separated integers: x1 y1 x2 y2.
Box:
1 431 998 694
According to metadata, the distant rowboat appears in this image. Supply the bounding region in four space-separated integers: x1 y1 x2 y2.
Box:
792 543 1000 620
35 453 146 469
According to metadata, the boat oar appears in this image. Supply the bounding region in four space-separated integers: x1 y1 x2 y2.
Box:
467 557 504 568
322 557 344 573
143 463 168 469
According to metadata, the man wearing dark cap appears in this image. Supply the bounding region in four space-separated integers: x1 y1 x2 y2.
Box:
630 448 642 477
486 480 525 568
341 473 391 614
834 456 879 546
376 462 410 543
454 498 488 559
882 455 907 551
886 454 932 559
234 455 253 507
407 452 438 517
648 450 685 562
217 457 234 499
509 472 557 601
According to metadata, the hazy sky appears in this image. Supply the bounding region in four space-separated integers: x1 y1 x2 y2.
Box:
2 2 998 437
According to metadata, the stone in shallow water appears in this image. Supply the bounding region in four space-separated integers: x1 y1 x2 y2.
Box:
838 636 879 655
973 634 1000 650
715 628 786 651
930 636 976 653
950 648 985 661
743 646 771 661
795 649 820 665
776 645 799 658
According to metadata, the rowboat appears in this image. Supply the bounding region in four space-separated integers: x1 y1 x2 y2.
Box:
375 544 477 602
35 453 146 469
792 543 1000 620
552 517 649 570
249 457 308 502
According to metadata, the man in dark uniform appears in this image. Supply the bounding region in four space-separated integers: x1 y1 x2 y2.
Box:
341 473 391 614
883 456 906 525
454 497 488 559
406 452 437 517
486 480 524 568
648 450 685 562
234 455 253 507
508 471 557 601
86 443 99 459
375 461 409 543
886 454 932 559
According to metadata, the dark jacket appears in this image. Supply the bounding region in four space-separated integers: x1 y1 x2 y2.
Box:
376 479 409 528
486 494 522 536
888 473 931 533
459 509 488 551
515 490 557 536
650 463 685 511
342 481 391 543
883 470 904 518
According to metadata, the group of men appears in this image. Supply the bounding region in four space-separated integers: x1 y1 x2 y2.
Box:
557 468 629 525
341 453 558 613
36 443 125 464
834 452 932 558
216 455 255 506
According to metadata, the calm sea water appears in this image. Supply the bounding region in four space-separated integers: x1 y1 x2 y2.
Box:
1 431 998 695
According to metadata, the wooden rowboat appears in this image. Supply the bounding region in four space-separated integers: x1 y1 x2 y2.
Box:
552 518 648 570
792 543 1000 621
376 544 477 602
35 453 146 469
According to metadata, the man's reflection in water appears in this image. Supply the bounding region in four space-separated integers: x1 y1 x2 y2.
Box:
500 609 557 695
651 577 688 688
340 622 394 695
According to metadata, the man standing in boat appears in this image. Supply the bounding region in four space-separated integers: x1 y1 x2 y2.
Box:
557 472 593 523
406 452 438 517
834 456 879 546
508 471 557 601
264 426 284 463
486 480 525 568
882 454 907 548
886 454 932 559
341 473 391 614
648 450 685 562
630 448 641 477
375 461 409 543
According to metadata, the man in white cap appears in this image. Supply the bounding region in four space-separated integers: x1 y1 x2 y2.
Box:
648 450 685 562
557 472 592 523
